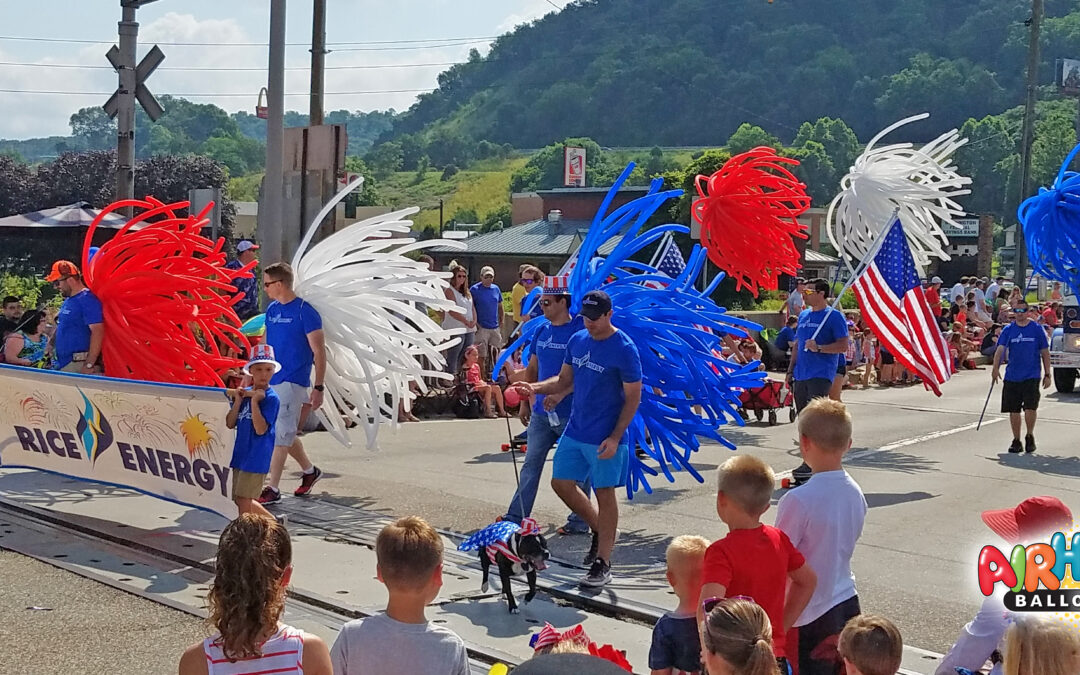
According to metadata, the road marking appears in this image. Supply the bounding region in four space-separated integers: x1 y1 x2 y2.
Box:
775 417 1004 480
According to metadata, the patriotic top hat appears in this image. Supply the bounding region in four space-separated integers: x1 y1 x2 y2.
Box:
244 343 282 374
542 275 570 295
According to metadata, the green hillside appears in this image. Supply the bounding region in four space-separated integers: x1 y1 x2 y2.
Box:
381 0 1080 149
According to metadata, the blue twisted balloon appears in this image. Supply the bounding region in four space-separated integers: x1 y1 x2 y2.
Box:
495 163 767 498
1018 142 1080 296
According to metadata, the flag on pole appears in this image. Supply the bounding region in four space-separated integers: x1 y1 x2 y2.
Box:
852 217 951 396
645 232 687 288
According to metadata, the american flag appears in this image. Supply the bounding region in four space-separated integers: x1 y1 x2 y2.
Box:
852 218 951 396
457 518 540 565
645 232 686 288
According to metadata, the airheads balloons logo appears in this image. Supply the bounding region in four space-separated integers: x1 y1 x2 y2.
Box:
75 389 114 465
979 533 1080 612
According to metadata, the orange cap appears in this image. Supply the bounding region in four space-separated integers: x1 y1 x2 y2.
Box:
45 260 80 282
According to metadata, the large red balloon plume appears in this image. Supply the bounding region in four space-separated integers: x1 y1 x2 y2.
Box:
81 198 253 387
691 147 811 296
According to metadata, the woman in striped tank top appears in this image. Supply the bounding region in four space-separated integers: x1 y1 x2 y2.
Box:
179 514 332 675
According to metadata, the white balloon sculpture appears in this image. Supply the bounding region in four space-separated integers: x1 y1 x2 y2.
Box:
290 176 464 447
827 113 971 271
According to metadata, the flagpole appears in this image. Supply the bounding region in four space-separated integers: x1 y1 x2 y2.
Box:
807 209 900 346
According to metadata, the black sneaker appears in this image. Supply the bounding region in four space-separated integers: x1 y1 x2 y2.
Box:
1025 435 1036 454
258 486 281 504
580 558 611 588
294 466 322 496
791 462 812 486
583 531 599 566
1008 439 1023 454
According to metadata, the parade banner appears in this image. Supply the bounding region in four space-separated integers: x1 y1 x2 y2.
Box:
0 364 236 519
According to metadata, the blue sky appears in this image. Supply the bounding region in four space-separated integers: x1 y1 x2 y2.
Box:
0 1 567 139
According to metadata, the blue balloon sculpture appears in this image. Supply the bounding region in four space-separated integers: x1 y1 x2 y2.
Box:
495 163 767 498
1018 142 1080 295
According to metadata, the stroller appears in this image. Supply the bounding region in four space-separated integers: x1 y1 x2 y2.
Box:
738 379 795 426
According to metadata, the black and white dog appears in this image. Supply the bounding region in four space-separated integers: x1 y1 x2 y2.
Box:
477 518 550 613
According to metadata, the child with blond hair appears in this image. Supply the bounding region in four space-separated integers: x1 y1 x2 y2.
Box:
776 398 866 675
649 535 709 674
838 614 903 675
699 455 816 673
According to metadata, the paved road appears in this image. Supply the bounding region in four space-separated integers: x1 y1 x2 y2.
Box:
279 367 1080 655
0 550 205 675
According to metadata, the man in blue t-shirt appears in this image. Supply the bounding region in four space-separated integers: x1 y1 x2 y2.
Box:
258 262 327 505
515 290 642 588
503 276 589 533
992 299 1051 454
775 316 798 353
46 260 104 374
785 278 849 485
470 265 504 375
224 240 261 320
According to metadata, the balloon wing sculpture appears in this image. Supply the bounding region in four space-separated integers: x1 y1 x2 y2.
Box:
1018 143 1080 296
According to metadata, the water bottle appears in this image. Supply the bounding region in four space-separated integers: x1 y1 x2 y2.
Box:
547 409 560 427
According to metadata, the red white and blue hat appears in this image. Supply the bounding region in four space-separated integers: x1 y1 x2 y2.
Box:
542 275 570 295
244 343 281 374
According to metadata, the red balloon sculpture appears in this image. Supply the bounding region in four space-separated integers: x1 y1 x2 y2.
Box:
691 147 811 296
81 198 253 387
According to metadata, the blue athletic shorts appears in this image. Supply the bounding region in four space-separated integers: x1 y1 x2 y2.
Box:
551 435 628 489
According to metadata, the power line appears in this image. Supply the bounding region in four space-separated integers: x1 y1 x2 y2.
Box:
0 34 495 48
0 88 432 97
0 60 459 71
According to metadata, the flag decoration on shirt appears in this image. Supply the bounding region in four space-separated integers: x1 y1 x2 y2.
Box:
852 217 951 395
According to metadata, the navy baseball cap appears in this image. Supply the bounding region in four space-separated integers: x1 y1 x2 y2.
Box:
580 291 612 320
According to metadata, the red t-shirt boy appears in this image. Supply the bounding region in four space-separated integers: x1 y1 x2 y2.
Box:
698 455 816 664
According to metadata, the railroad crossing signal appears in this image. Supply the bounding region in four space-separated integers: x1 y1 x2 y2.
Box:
103 43 165 122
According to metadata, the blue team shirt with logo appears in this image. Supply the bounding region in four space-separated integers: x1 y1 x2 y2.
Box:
231 387 280 473
997 321 1049 381
563 329 642 444
528 315 584 418
265 298 322 387
470 282 503 329
794 307 848 382
54 289 104 368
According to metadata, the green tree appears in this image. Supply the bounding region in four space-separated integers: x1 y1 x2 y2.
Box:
480 204 512 233
726 124 781 154
365 141 404 179
788 141 836 206
954 114 1015 217
69 107 115 151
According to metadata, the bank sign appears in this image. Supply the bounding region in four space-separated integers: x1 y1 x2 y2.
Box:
0 365 236 519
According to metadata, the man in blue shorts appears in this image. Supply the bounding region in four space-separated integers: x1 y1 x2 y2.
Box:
785 278 849 485
258 262 326 504
992 299 1051 454
515 290 642 588
503 275 589 534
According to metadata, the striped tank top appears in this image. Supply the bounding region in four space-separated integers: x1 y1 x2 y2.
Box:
203 625 305 675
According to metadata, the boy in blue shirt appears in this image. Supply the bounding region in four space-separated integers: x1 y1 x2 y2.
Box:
514 290 643 588
992 299 1051 454
226 344 281 518
775 316 798 353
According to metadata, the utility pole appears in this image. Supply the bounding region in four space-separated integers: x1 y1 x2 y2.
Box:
309 0 327 126
259 0 287 268
105 1 163 218
1015 0 1043 287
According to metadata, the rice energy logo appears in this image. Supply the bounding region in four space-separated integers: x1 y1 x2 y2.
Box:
75 389 114 465
979 533 1080 612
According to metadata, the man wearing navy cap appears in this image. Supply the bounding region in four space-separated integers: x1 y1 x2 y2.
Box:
515 290 642 588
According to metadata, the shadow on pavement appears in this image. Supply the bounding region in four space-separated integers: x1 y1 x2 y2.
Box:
993 452 1080 478
864 491 936 509
846 448 939 474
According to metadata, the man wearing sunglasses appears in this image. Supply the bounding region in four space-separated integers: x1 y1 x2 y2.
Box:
785 278 849 486
503 275 589 536
514 290 642 588
45 260 104 374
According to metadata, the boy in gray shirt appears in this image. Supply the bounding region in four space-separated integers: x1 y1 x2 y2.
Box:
330 516 468 675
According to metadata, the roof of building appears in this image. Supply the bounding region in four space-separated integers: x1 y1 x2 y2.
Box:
429 218 620 257
805 249 840 264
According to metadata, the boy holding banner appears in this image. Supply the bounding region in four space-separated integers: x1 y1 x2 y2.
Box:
227 345 281 519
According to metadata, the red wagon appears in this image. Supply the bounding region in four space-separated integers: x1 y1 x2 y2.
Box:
738 379 796 426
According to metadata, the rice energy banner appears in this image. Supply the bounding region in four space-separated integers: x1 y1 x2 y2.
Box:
0 364 236 519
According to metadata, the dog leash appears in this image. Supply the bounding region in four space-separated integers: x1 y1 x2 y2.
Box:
503 412 527 520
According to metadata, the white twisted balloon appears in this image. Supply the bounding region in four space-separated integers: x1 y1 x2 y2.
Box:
827 113 972 271
291 176 464 448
